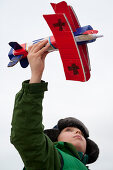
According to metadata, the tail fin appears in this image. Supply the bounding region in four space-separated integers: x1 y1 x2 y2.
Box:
9 42 23 50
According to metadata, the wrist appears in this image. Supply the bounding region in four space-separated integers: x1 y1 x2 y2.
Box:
29 74 42 84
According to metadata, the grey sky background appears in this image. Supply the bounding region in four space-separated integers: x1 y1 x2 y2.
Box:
0 0 113 169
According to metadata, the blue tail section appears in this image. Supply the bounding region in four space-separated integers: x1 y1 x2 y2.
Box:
20 58 29 68
8 55 23 67
8 48 14 60
9 42 22 50
8 42 29 68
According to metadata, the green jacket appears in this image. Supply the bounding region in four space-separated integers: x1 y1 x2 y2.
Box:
10 80 88 170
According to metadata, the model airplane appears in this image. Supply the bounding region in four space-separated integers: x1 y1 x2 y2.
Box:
8 1 103 82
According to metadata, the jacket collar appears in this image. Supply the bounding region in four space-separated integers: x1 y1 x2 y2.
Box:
54 141 88 165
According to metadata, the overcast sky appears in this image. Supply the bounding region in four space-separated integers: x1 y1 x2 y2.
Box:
0 0 113 169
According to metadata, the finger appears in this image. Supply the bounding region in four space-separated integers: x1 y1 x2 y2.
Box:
38 43 50 57
28 40 45 53
31 39 49 53
28 41 42 53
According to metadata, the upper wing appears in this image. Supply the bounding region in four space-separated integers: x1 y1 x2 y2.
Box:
43 13 90 82
50 1 78 32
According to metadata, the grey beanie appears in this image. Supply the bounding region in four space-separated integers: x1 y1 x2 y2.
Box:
44 117 99 164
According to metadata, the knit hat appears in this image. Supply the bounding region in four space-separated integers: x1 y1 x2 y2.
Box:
44 117 99 164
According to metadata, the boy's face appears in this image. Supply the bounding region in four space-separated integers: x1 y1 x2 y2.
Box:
58 127 86 153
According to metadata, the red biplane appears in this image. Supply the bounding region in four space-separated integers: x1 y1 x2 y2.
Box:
8 1 102 82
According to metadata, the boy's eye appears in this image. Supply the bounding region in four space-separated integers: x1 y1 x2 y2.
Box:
65 128 72 132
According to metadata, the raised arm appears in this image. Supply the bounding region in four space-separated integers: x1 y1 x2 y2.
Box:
10 40 61 170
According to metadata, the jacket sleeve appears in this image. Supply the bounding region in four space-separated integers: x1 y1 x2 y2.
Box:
10 80 61 170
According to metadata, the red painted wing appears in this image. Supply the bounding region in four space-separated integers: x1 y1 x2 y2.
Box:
51 1 76 32
43 14 90 81
68 4 91 70
68 5 80 29
51 1 91 72
51 1 80 30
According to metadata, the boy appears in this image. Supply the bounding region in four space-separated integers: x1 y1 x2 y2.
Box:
10 40 99 170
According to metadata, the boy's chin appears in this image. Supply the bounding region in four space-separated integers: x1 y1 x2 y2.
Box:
72 142 86 153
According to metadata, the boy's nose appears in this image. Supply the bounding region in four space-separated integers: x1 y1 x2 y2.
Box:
75 129 81 135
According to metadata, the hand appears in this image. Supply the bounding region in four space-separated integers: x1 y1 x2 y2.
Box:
27 39 50 83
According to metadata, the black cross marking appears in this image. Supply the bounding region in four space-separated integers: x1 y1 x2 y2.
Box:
53 19 65 31
68 64 79 75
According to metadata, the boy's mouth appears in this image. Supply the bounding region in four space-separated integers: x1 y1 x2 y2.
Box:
73 135 82 140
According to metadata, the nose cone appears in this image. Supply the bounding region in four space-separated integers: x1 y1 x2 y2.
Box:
95 34 103 38
92 34 103 40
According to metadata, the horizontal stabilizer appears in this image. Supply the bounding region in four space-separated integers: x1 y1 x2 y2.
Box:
9 42 23 50
8 55 23 67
